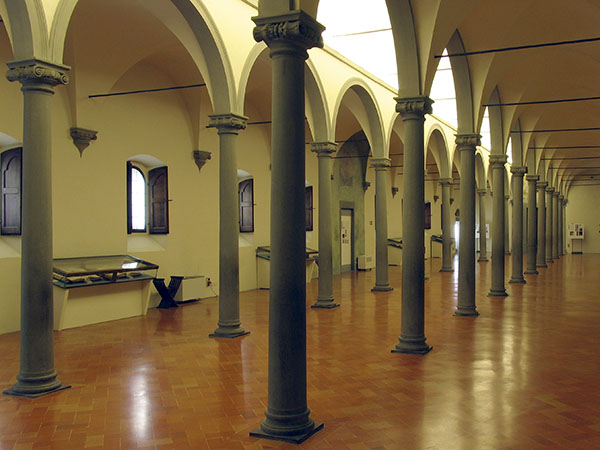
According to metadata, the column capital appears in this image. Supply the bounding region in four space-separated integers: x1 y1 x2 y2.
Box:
526 174 540 182
6 59 69 88
552 190 560 197
207 113 248 133
455 133 481 149
394 96 433 119
510 166 527 176
559 194 565 201
477 189 487 196
252 11 324 52
546 186 555 194
370 158 391 169
311 141 337 156
504 194 511 200
489 154 508 167
537 181 548 190
439 177 453 186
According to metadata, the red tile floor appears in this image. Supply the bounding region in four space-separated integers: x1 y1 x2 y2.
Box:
1 254 599 449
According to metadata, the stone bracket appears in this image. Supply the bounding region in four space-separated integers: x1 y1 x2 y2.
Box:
70 127 98 157
193 150 212 171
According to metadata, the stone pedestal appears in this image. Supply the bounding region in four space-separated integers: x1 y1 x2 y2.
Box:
372 158 393 292
208 114 250 339
536 182 548 268
524 175 539 274
509 167 527 284
3 59 70 398
250 11 324 444
455 135 480 316
477 189 488 262
488 154 508 297
311 142 339 308
392 97 433 354
440 178 454 271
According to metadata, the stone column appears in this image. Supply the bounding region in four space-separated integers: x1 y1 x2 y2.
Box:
392 97 433 354
372 158 393 291
504 194 511 254
208 114 250 339
559 195 565 255
454 135 480 316
440 178 454 271
552 191 559 260
563 199 568 254
536 181 548 268
545 187 554 264
488 154 508 297
477 189 488 262
525 175 539 274
311 142 338 308
250 12 324 443
3 60 69 398
509 166 527 284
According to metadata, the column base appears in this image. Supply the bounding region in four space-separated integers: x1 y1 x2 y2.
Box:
488 289 508 297
250 420 323 444
509 277 526 284
536 263 548 268
454 307 479 317
371 284 393 292
209 327 250 339
439 268 454 273
392 337 432 355
524 269 539 275
546 259 553 264
311 299 340 309
3 370 70 399
477 257 489 262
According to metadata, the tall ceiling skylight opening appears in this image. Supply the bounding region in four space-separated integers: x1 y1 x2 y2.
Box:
317 0 397 88
430 49 457 128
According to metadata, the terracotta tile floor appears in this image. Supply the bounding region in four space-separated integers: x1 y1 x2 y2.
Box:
1 255 600 449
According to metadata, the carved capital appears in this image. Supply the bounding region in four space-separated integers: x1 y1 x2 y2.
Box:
510 166 527 176
439 177 453 187
537 181 548 191
395 96 433 119
552 190 560 197
559 195 565 201
546 187 555 194
489 154 508 168
526 174 540 182
371 158 391 170
207 113 247 133
6 59 69 88
311 141 337 156
455 134 482 149
70 127 98 157
193 150 212 172
252 11 324 51
477 189 487 196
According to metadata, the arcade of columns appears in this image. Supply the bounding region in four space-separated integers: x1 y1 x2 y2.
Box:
3 11 569 447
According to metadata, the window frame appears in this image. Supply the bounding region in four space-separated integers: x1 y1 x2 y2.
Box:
239 178 254 233
127 162 148 234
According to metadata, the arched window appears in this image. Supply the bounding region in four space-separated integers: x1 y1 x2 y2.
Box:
1 147 22 235
127 161 169 234
239 178 254 233
128 163 147 232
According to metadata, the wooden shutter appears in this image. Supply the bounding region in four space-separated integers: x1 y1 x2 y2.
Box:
126 161 133 234
149 166 169 234
1 147 22 235
239 178 254 232
305 186 313 231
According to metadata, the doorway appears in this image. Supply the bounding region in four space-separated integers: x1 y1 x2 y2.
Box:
340 208 354 272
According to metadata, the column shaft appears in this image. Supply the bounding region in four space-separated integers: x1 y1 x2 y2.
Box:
455 135 480 316
505 195 511 254
440 179 454 271
311 143 338 308
372 159 393 291
509 167 526 284
3 60 69 398
477 190 488 262
559 196 565 255
209 114 249 338
251 12 324 443
392 97 433 354
545 187 554 263
488 155 508 297
536 182 548 267
552 193 559 259
525 175 539 274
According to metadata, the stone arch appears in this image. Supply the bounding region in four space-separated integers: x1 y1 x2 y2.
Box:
475 151 486 190
487 87 506 155
332 78 385 158
0 0 48 60
257 0 320 18
50 0 235 113
425 125 450 179
447 30 477 134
